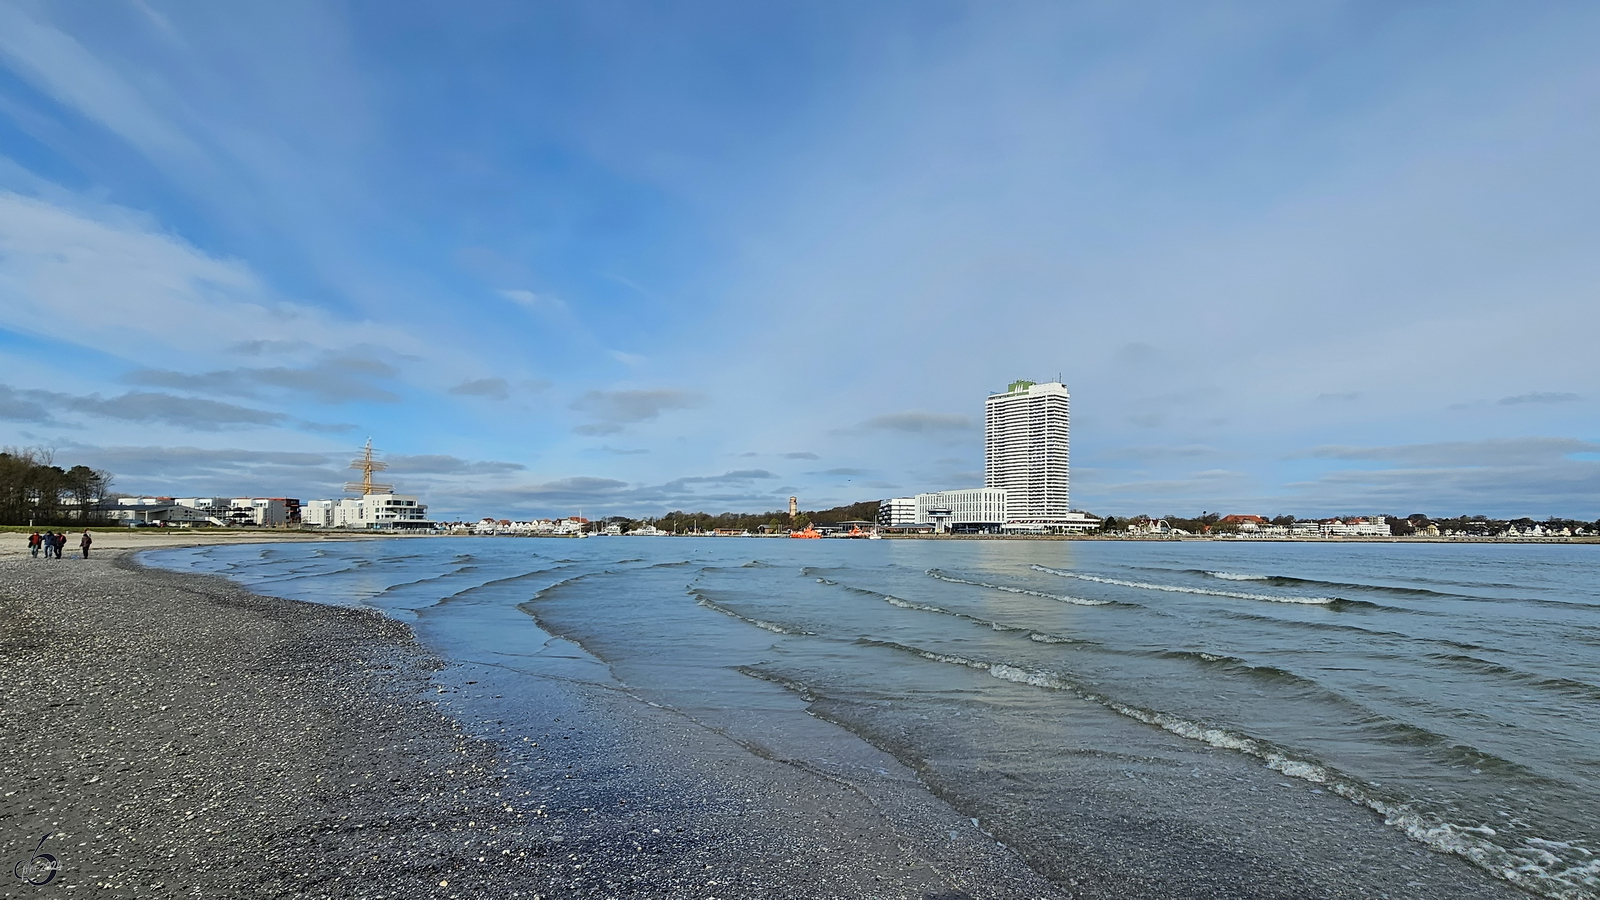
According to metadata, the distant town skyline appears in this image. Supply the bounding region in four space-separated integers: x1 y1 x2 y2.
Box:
0 3 1596 519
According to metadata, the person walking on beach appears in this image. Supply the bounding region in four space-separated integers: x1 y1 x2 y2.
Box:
28 531 41 558
79 530 92 559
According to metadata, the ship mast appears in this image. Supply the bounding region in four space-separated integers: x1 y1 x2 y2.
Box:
344 439 394 495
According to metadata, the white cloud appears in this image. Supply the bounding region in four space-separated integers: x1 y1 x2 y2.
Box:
500 289 570 317
0 191 424 369
0 4 200 165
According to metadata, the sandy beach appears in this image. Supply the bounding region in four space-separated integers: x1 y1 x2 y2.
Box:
0 536 1547 900
0 529 390 559
0 542 1074 899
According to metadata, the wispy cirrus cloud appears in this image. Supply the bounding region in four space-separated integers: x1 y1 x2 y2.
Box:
0 191 428 374
0 4 202 166
500 289 570 318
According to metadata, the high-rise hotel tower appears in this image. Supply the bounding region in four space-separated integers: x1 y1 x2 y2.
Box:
984 380 1070 526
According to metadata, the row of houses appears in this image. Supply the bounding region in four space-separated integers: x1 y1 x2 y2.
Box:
101 491 431 530
103 496 300 527
1122 515 1394 537
458 517 672 536
463 517 591 536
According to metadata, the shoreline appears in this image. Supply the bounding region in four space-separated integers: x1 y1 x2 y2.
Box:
3 530 1593 557
877 533 1600 543
0 540 1560 899
0 548 535 898
0 546 1063 899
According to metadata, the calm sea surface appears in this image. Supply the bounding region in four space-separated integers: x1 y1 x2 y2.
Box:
145 537 1600 899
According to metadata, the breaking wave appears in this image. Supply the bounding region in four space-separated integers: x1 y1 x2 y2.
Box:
1207 571 1269 581
857 638 1600 899
1034 565 1354 606
694 593 816 636
926 569 1115 606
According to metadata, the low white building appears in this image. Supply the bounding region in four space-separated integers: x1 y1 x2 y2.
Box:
303 499 337 527
915 488 1008 533
1004 511 1101 534
104 497 221 526
229 498 291 527
305 493 430 529
1346 517 1392 537
877 497 919 528
1298 517 1392 537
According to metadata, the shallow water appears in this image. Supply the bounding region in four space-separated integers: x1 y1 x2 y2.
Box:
145 537 1600 899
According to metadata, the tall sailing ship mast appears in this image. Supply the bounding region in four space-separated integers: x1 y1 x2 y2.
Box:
344 439 394 495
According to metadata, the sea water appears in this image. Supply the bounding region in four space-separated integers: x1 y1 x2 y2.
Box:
145 538 1600 899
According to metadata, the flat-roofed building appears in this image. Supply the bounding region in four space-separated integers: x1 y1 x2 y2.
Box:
915 488 1007 534
877 497 918 528
985 379 1071 530
306 493 431 529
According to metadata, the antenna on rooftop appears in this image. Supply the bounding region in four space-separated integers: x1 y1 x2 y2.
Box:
344 438 394 495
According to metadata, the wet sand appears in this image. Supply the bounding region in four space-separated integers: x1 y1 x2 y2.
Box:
0 543 1541 899
0 548 1061 899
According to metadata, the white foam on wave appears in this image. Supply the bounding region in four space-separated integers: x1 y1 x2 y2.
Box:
1208 571 1270 581
1033 565 1336 605
927 570 1112 606
899 642 1599 899
694 596 815 636
884 595 947 614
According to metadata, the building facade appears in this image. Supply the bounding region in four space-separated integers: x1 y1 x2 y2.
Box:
307 493 430 529
914 488 1008 533
877 497 918 528
985 380 1071 529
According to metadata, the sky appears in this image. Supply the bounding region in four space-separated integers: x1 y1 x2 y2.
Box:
0 0 1597 521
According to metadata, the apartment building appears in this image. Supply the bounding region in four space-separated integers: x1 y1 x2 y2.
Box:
985 379 1072 528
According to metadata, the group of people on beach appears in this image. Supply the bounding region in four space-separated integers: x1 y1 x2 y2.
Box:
27 530 91 559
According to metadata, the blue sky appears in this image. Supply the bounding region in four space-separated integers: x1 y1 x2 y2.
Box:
0 1 1596 520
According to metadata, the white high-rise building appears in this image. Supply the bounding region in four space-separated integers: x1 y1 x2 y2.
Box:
985 379 1072 528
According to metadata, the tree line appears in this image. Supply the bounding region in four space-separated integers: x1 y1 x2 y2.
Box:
0 447 114 526
610 500 882 534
